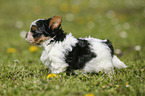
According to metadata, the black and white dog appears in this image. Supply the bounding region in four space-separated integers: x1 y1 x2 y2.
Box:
26 16 127 74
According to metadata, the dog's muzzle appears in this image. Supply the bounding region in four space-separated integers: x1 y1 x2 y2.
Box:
25 31 35 44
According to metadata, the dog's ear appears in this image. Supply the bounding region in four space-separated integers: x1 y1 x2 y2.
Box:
49 16 62 30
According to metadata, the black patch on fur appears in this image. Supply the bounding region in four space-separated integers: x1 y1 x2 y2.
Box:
103 39 114 56
65 39 97 71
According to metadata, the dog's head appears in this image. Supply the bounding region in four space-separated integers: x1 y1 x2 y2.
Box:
26 16 63 46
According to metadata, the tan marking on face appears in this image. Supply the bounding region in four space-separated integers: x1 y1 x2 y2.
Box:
34 35 51 44
31 26 38 31
26 31 51 45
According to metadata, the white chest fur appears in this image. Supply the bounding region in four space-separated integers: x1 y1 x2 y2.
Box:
40 33 78 73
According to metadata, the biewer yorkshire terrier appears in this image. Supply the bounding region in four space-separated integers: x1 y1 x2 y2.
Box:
26 16 127 75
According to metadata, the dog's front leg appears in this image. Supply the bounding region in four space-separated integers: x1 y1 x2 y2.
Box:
50 62 68 74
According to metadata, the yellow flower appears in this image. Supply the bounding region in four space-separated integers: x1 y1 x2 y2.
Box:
47 73 57 79
29 46 38 52
7 48 16 53
126 83 129 87
84 93 94 96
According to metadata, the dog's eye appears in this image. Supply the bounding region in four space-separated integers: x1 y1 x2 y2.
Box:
31 29 35 32
33 32 42 38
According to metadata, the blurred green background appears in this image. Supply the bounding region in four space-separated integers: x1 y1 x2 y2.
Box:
0 0 145 55
0 0 145 95
0 0 145 60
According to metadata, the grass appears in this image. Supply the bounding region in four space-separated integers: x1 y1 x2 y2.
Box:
0 0 145 96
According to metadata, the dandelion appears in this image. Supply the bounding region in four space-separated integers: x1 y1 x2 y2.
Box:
20 31 27 38
115 49 122 54
120 31 127 38
29 46 38 52
47 73 57 79
87 21 95 29
15 21 23 29
14 60 20 63
106 10 115 19
7 48 16 53
84 93 94 96
126 83 129 87
65 13 74 22
135 45 141 51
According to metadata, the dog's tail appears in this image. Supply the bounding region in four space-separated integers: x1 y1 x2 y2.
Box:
112 55 128 68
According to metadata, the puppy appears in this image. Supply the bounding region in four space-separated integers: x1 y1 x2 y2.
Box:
26 16 127 74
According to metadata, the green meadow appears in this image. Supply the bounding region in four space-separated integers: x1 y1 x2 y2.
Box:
0 0 145 96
